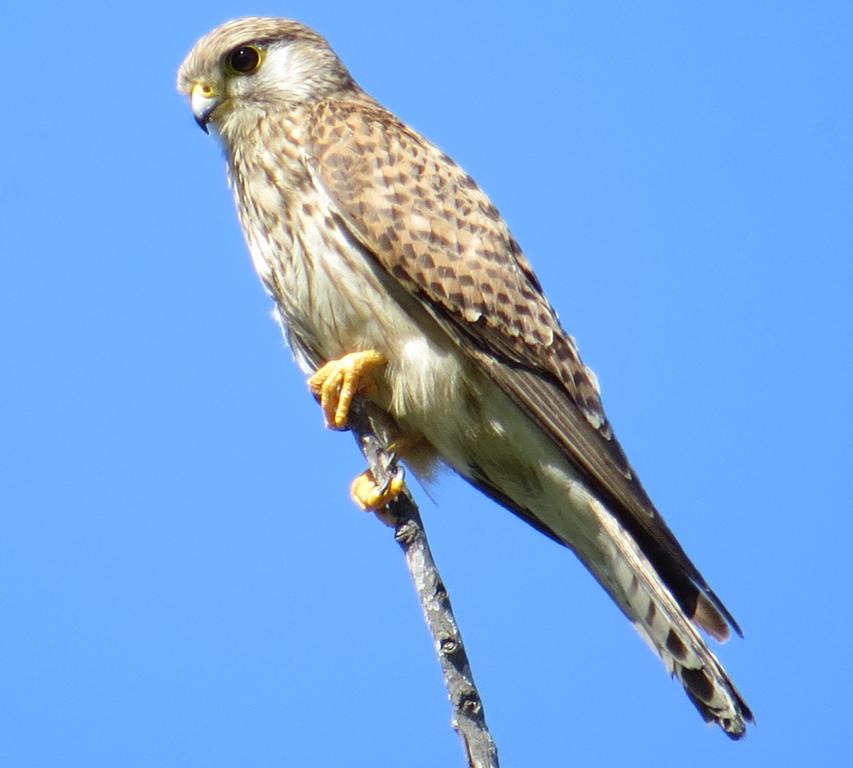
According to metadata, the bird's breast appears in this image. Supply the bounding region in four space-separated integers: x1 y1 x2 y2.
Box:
232 157 476 456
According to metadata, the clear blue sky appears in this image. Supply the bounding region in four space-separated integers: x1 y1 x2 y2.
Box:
2 2 851 766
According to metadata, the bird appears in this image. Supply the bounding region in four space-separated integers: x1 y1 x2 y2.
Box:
178 17 753 738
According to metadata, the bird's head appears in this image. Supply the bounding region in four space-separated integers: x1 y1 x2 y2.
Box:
177 17 354 135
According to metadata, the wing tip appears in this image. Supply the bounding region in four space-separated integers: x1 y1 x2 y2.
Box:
693 591 744 642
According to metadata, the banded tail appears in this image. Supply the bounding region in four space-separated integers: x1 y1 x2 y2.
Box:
589 495 753 738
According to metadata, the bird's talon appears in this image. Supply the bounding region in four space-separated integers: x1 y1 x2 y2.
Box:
308 350 387 429
380 465 404 495
351 467 405 511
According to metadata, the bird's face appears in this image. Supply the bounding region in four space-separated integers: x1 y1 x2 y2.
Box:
177 17 352 135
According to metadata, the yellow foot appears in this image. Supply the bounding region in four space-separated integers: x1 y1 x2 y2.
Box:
351 468 406 511
307 350 387 429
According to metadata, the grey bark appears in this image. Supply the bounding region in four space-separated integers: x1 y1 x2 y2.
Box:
347 400 500 768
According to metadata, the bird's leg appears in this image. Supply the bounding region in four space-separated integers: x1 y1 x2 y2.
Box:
308 350 405 511
308 350 388 430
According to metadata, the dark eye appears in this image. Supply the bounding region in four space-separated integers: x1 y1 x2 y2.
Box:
228 45 261 74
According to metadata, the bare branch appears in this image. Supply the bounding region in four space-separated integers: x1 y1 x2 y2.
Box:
347 400 500 768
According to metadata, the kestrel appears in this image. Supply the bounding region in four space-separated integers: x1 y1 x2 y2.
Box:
178 17 752 738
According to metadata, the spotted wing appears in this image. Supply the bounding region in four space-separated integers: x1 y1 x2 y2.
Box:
305 97 738 641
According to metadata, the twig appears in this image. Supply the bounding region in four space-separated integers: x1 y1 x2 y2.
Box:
347 400 500 768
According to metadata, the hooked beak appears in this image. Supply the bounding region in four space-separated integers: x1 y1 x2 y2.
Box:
190 83 222 134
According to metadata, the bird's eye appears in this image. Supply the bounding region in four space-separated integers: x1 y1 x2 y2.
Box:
228 45 261 74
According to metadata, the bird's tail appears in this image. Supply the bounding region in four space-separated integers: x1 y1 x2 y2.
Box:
583 495 754 738
462 455 753 737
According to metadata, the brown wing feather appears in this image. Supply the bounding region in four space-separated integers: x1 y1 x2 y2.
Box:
306 97 739 639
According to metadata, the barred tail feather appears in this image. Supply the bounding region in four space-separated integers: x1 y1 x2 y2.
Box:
588 496 754 738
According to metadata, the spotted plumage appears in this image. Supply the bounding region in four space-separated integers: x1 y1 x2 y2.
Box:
178 17 752 737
